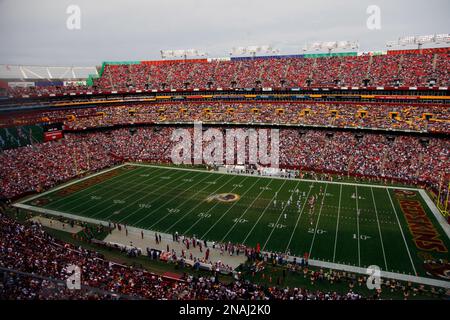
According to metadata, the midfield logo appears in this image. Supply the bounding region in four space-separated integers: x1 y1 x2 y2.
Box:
206 193 241 203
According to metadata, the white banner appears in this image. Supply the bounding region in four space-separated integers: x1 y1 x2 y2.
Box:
208 57 231 62
161 49 206 58
8 81 35 88
64 80 86 86
231 45 276 55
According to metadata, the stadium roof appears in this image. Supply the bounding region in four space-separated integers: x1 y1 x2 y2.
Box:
0 65 98 80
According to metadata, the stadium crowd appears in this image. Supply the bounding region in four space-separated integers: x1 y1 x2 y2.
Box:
5 52 449 98
0 212 365 300
1 102 449 133
0 271 119 300
2 42 450 302
0 132 121 199
0 127 448 202
2 211 446 300
87 53 450 90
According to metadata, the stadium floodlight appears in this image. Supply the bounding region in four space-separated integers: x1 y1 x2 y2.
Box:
230 46 245 55
160 49 207 60
399 36 416 46
416 35 435 45
386 34 450 49
435 33 450 43
386 40 397 48
309 41 322 51
302 40 359 53
229 45 278 57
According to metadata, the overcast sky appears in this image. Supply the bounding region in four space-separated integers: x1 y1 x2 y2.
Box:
0 0 448 66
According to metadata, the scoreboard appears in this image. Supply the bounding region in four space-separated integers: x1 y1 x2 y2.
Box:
43 123 64 142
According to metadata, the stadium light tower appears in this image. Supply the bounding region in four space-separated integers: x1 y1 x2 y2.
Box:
386 34 450 49
160 49 207 60
302 40 359 54
229 45 279 58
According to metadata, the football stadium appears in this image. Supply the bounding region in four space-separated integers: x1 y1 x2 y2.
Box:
0 0 449 309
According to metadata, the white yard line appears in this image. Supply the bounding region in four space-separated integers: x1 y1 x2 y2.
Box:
16 162 427 211
386 188 418 276
45 166 156 209
197 178 261 239
146 173 223 230
280 252 450 289
14 164 127 205
308 184 329 256
242 180 288 244
355 186 361 267
86 171 179 218
164 175 241 233
220 179 274 242
285 182 315 254
263 180 302 251
132 172 213 226
332 184 343 262
419 189 450 240
112 170 197 223
15 162 450 285
13 203 450 289
128 162 422 191
370 187 388 271
85 167 173 219
60 166 164 214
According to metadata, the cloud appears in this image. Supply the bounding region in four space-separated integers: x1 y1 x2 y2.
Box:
0 0 448 66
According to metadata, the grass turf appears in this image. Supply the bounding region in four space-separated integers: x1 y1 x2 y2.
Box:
22 164 450 279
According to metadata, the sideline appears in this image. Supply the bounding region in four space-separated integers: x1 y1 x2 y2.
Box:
12 202 450 289
419 189 450 240
12 163 450 289
127 163 423 191
15 164 128 204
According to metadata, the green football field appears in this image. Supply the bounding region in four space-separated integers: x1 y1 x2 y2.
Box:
17 163 450 281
